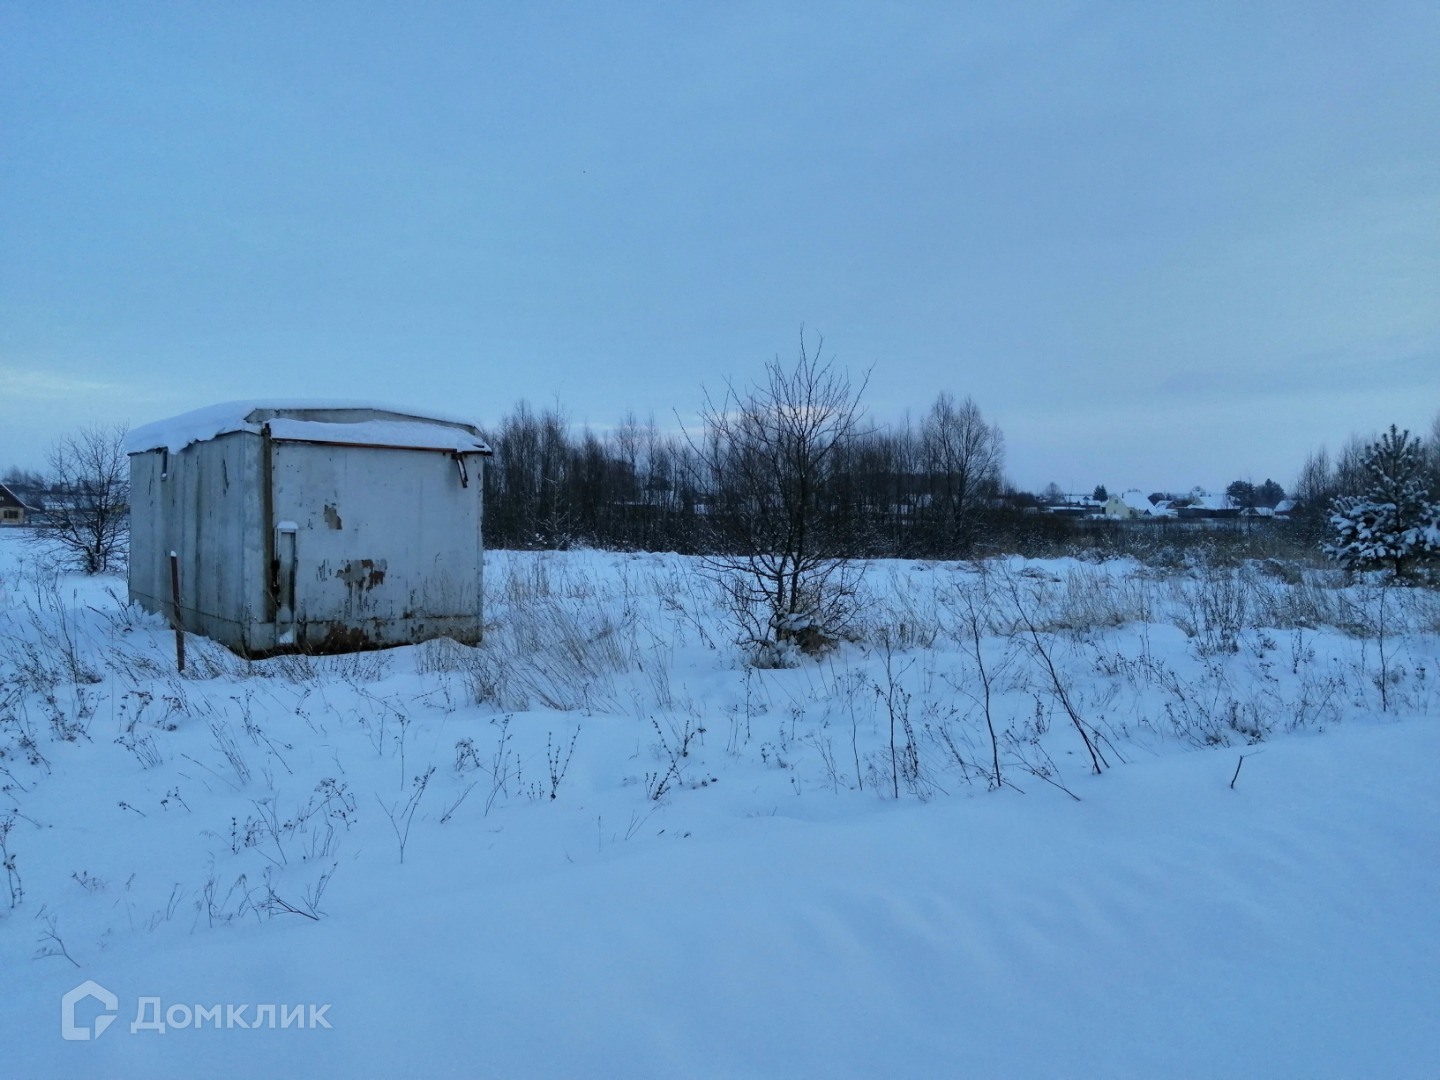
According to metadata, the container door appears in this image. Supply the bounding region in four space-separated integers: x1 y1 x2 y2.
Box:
269 443 479 646
274 523 298 645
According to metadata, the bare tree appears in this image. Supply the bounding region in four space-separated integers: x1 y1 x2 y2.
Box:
688 332 870 654
487 400 574 548
1333 434 1372 498
918 392 1004 555
34 424 130 573
1 466 46 489
1294 432 1381 541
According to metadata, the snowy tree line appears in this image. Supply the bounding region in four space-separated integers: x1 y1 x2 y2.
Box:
5 357 1438 586
479 387 1009 560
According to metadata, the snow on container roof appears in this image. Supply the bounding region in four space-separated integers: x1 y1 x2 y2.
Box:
125 401 493 456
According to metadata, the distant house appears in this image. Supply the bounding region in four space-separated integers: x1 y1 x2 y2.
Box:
1103 490 1157 520
0 483 32 526
1045 493 1103 517
1102 495 1136 520
1175 492 1240 519
126 401 493 657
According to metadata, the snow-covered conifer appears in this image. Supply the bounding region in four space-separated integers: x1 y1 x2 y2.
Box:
1324 425 1439 577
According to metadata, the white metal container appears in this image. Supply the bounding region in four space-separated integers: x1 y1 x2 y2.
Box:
127 402 492 656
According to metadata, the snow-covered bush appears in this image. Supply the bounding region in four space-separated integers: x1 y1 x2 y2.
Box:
1324 425 1440 579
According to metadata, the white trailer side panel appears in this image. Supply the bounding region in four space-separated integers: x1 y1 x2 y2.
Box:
128 435 265 654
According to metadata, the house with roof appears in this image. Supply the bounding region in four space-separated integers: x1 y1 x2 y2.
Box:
1103 490 1158 520
1148 499 1179 519
1175 491 1240 519
0 482 34 526
1043 493 1104 517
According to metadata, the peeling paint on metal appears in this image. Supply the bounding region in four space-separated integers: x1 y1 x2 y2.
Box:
337 559 386 591
314 623 373 653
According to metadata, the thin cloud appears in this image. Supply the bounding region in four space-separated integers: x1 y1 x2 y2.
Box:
0 366 118 401
1152 348 1440 401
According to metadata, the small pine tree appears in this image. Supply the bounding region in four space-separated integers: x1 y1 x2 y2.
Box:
1324 425 1440 577
1092 484 1107 502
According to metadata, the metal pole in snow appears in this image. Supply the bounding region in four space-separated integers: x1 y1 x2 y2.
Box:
168 551 186 673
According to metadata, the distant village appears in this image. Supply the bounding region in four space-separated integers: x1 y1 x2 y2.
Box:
1033 481 1296 521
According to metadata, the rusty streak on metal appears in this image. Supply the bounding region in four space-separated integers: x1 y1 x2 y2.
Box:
169 552 186 673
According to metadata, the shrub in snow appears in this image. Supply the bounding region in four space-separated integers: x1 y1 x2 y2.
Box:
1324 425 1440 579
689 334 868 654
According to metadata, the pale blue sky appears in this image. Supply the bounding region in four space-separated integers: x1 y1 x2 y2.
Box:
2 1 1437 494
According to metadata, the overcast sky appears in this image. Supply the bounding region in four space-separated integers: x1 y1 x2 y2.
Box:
2 1 1437 494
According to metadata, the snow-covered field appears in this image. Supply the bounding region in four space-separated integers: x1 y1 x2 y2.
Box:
1 530 1437 1078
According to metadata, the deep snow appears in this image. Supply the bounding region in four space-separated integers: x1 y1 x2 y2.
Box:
0 532 1436 1078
